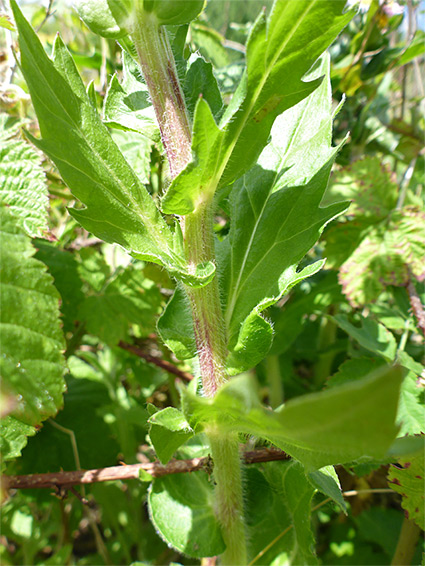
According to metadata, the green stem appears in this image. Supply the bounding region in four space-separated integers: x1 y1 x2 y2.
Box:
391 516 421 565
132 14 247 562
208 428 247 566
132 9 192 179
266 355 283 409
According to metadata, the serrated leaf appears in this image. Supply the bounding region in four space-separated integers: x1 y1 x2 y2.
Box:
103 51 159 140
34 241 85 333
339 207 425 307
0 138 49 238
78 265 163 345
180 367 402 471
10 2 212 288
0 206 66 461
148 407 194 464
162 1 352 214
388 447 425 530
322 156 398 220
148 472 225 558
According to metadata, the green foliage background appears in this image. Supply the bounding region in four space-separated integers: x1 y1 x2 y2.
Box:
0 0 424 564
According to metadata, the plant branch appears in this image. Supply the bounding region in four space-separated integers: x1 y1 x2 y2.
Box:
3 448 290 491
406 278 425 336
118 340 193 381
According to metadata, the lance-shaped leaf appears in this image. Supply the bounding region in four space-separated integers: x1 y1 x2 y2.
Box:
180 368 402 471
162 0 352 214
218 55 348 373
10 2 213 288
0 206 66 461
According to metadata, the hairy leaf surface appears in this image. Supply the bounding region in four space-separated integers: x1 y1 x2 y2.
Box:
11 2 213 287
180 368 402 471
162 0 352 214
0 206 66 461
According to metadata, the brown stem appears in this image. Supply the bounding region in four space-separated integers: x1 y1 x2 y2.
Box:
406 279 425 336
3 448 289 490
118 340 193 381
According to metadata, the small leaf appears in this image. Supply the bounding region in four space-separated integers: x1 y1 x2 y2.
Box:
103 51 159 140
388 446 425 530
157 286 196 361
308 466 347 513
183 55 223 120
148 407 194 464
148 472 225 558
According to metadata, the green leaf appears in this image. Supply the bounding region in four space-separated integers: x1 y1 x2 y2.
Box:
327 357 387 389
0 14 15 30
162 1 352 214
34 241 85 333
322 156 398 221
148 472 225 558
78 264 163 345
338 207 425 307
181 367 402 471
0 137 49 238
183 55 223 120
11 2 212 288
110 129 153 185
248 461 317 565
308 466 347 513
157 286 196 360
333 315 397 361
218 0 352 188
148 407 194 464
103 51 159 140
217 55 347 373
388 447 425 530
0 206 66 461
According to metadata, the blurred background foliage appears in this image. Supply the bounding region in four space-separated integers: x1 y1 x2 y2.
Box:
0 0 424 564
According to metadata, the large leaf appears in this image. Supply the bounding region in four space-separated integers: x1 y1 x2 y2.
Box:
10 2 213 288
162 0 353 214
218 55 348 373
148 472 225 558
0 206 66 461
180 368 402 471
0 136 49 238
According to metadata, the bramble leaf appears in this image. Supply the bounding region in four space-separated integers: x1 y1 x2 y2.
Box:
0 135 49 238
338 207 425 307
0 206 66 461
388 447 425 530
180 367 402 471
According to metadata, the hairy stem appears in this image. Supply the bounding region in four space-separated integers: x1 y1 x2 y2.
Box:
131 13 246 562
132 10 192 178
208 429 247 566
